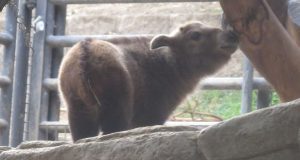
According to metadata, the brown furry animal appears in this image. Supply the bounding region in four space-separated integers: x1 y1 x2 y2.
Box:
58 22 238 141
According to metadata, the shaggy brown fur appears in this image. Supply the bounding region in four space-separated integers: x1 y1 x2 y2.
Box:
58 22 238 141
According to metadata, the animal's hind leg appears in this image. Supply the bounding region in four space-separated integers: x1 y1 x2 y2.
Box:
67 99 100 141
99 75 133 135
100 96 132 135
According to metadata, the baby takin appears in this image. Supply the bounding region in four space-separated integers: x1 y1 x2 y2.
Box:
58 22 238 141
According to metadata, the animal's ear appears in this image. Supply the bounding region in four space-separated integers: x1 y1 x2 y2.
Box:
150 35 172 50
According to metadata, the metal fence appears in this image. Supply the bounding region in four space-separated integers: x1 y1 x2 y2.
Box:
0 2 17 146
0 0 272 147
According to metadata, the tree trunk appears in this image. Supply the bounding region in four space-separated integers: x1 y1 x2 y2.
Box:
220 0 300 102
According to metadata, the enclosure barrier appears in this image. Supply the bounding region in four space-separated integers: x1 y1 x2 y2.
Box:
0 2 17 146
39 77 271 133
42 77 271 91
0 32 13 44
0 0 273 147
9 0 33 147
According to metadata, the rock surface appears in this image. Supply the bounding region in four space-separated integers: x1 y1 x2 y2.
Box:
1 127 204 160
1 99 300 160
198 99 300 160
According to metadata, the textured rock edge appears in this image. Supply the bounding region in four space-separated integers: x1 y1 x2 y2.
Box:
1 99 300 160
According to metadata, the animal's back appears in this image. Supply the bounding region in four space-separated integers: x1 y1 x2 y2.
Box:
58 22 238 141
106 36 187 127
59 39 128 105
58 39 136 140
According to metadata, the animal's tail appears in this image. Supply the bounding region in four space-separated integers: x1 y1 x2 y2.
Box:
78 38 102 107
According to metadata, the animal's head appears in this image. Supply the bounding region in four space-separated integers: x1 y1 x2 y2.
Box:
150 22 239 73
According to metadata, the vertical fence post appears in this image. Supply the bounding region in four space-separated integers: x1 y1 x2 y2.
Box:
9 0 32 147
39 2 55 140
0 1 17 146
47 4 67 140
241 56 254 114
25 0 48 141
256 89 272 109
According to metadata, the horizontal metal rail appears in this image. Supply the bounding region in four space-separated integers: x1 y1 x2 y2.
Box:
0 119 8 130
200 77 271 90
43 78 58 91
47 35 153 47
40 121 69 133
43 77 272 91
49 0 216 5
0 32 13 45
0 75 12 87
40 121 217 133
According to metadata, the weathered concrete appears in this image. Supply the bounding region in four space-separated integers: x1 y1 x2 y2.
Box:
0 129 205 160
198 99 300 160
16 141 70 149
0 146 12 154
1 99 300 160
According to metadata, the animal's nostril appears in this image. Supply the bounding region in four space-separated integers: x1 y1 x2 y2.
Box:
227 31 239 43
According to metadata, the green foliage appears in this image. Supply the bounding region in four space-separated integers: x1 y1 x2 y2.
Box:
270 92 280 106
173 90 281 121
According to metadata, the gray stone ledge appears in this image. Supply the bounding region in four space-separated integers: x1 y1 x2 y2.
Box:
1 99 300 160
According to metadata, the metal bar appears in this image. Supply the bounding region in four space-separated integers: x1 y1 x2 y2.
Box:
47 34 153 47
45 77 272 91
49 0 216 5
256 89 272 109
0 119 8 130
0 1 17 146
39 2 56 140
43 78 58 91
47 4 67 141
10 0 32 147
0 76 11 87
240 57 254 114
0 32 13 45
40 121 69 133
201 77 271 90
25 0 49 141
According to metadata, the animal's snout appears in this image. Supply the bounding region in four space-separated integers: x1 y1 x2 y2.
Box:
218 30 239 54
226 30 239 44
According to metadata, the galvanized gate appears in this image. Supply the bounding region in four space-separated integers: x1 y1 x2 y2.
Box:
0 2 17 146
0 0 272 147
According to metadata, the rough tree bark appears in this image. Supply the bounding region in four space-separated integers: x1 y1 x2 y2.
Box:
220 0 300 102
0 0 10 12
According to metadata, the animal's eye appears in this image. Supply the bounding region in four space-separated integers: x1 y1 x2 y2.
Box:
190 32 202 41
